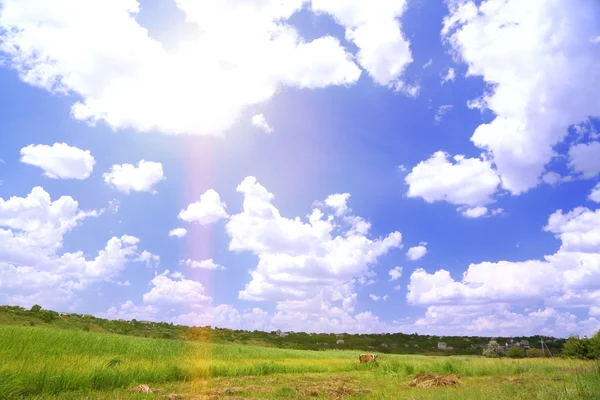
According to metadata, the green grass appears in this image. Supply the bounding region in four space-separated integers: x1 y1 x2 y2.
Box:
1 325 598 399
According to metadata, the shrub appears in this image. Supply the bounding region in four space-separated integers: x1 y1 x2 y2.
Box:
526 348 543 358
483 341 505 358
507 346 525 358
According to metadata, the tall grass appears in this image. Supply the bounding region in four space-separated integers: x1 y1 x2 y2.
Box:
0 325 595 398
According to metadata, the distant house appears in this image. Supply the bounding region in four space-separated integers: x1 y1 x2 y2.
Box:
59 312 71 316
519 340 530 349
438 342 447 350
82 314 92 318
139 320 152 324
336 339 344 345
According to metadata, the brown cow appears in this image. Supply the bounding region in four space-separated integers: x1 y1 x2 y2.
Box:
359 354 378 363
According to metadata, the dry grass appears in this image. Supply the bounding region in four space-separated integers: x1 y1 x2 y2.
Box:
406 373 465 388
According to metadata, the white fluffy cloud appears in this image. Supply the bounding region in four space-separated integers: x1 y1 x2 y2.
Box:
589 183 600 203
324 193 351 216
407 206 600 315
0 0 363 135
99 300 159 322
251 114 274 134
0 187 149 308
226 176 402 319
143 273 212 308
180 259 224 270
103 161 165 194
20 143 95 179
406 151 501 215
388 266 402 281
168 228 187 238
434 105 453 124
568 141 600 178
369 294 380 301
443 0 600 194
311 0 412 88
178 189 229 225
406 243 427 261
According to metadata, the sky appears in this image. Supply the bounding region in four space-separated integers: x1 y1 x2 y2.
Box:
1 0 600 338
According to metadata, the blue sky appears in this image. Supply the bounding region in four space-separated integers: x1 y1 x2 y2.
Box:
1 0 600 337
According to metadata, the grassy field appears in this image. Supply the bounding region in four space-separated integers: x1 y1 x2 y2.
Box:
1 325 598 399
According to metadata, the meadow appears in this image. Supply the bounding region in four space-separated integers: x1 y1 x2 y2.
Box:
1 325 599 399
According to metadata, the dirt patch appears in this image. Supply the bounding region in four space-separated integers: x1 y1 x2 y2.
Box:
406 373 465 388
503 377 526 385
131 384 163 393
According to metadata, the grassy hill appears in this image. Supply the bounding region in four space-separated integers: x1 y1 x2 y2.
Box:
1 324 599 399
0 304 567 356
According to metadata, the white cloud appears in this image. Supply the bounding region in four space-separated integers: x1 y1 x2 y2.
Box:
143 274 212 308
226 176 402 318
383 295 389 301
389 266 403 281
589 183 600 203
324 193 351 216
405 151 501 213
590 306 600 317
568 141 600 178
180 258 224 270
169 271 184 279
434 105 453 124
311 0 413 88
423 59 433 68
542 171 563 186
251 114 274 134
20 143 95 180
441 68 455 84
137 250 160 268
103 160 164 194
443 0 600 195
0 0 362 136
393 284 402 291
406 243 427 260
461 206 488 219
98 300 159 322
168 228 187 238
407 206 600 313
178 189 229 225
398 164 407 172
369 294 380 301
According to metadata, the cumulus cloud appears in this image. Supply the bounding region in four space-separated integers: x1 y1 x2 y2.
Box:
443 0 600 194
389 266 403 281
0 0 363 136
407 206 600 317
405 151 501 215
311 0 413 88
143 273 212 308
178 189 229 225
461 206 488 219
406 243 427 260
251 114 274 134
369 294 380 301
137 250 160 268
180 259 224 270
226 176 402 321
324 193 351 216
568 141 600 178
98 300 159 322
168 228 187 238
589 183 600 203
20 143 95 179
0 187 149 308
103 160 165 194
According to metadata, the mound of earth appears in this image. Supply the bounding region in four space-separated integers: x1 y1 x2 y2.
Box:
406 373 464 388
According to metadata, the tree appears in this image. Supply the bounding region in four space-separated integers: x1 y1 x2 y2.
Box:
526 348 543 358
562 335 588 359
587 331 600 359
30 304 42 313
507 345 525 358
483 340 504 358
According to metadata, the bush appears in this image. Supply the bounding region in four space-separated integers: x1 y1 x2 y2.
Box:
526 348 543 358
563 335 590 359
483 341 505 358
507 346 525 358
